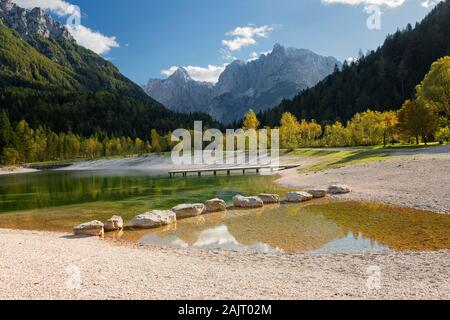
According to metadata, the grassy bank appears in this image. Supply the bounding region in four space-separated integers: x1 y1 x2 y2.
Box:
287 143 446 173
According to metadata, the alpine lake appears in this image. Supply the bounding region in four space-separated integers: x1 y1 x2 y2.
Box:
1 165 449 254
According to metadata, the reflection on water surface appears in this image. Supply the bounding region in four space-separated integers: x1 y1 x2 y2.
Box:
1 170 449 254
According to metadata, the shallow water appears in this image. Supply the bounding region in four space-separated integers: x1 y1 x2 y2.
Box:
0 169 449 254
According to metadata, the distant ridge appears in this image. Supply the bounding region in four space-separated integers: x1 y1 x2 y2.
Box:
143 44 341 124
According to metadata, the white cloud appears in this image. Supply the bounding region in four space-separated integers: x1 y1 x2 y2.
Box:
161 65 226 83
321 0 405 8
247 50 272 62
222 25 274 51
13 0 80 16
421 0 443 8
161 24 274 83
13 0 119 55
248 52 259 61
66 25 119 55
161 66 179 78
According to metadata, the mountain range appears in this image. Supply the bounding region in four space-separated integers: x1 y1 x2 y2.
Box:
0 0 218 138
143 44 341 124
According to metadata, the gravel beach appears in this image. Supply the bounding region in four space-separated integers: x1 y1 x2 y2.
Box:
0 228 448 300
277 146 450 214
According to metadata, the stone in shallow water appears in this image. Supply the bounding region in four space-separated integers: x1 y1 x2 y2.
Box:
258 194 280 204
328 184 351 194
172 203 206 219
73 220 104 237
307 189 328 198
233 195 264 208
286 192 313 203
205 199 227 212
104 215 124 232
130 211 176 229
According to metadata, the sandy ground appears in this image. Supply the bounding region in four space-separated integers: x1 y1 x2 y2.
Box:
0 166 38 175
276 146 450 214
0 228 448 300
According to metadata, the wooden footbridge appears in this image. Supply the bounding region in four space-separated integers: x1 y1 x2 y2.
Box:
168 164 300 178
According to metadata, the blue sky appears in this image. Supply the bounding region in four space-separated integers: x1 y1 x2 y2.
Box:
13 0 441 84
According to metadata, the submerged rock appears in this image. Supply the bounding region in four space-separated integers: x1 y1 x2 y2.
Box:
73 220 104 237
307 189 328 199
233 195 264 208
172 203 206 219
286 192 313 203
130 211 176 229
258 194 280 204
328 184 351 194
104 215 124 232
205 199 227 212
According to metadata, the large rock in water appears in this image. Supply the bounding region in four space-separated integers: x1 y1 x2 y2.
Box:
233 195 264 208
328 184 351 194
172 204 206 219
130 211 176 229
104 215 124 232
205 199 227 212
258 194 280 204
307 189 328 199
286 192 313 203
73 221 104 237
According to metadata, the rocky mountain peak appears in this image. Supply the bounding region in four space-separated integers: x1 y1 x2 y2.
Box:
271 43 286 56
144 43 341 123
0 0 73 42
169 67 192 82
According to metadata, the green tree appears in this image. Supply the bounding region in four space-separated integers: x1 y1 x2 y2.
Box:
0 110 16 151
16 120 35 163
416 56 450 121
1 148 19 165
397 99 439 145
435 126 450 144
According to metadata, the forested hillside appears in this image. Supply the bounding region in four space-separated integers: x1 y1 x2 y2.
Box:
0 1 219 138
258 0 450 127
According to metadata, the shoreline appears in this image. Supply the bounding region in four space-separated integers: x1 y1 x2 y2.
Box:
276 147 450 215
0 228 448 300
0 166 39 176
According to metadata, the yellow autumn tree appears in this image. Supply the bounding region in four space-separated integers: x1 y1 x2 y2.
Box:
280 112 300 149
299 119 322 147
151 129 161 153
379 111 399 147
242 109 260 130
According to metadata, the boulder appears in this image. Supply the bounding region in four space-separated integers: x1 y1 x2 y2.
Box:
233 195 264 208
104 215 124 232
73 220 104 237
130 210 176 229
328 184 351 194
286 192 313 203
307 189 328 199
205 198 227 212
172 203 206 219
258 193 280 204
